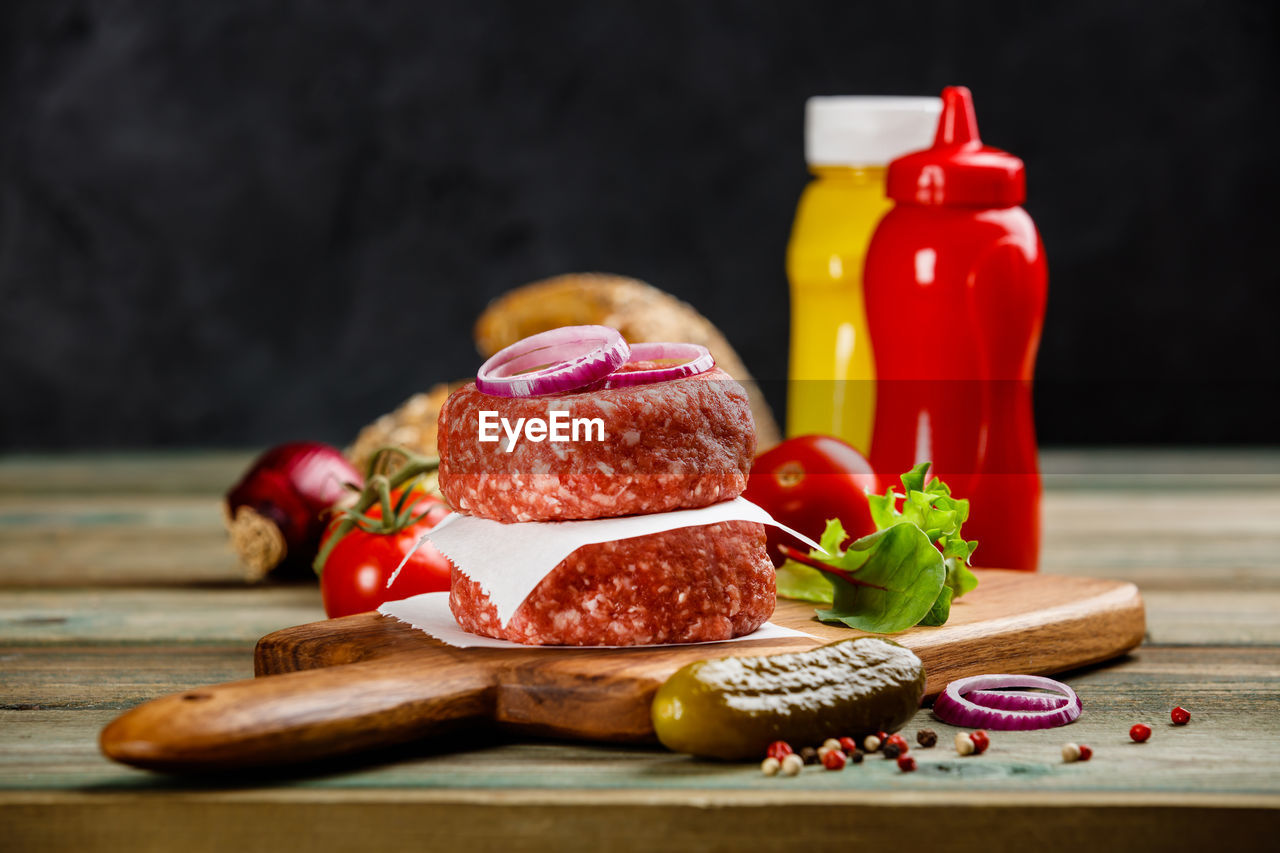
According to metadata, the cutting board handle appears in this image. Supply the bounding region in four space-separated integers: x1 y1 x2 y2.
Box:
100 654 496 772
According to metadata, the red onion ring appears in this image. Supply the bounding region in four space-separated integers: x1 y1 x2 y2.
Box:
602 342 715 388
964 689 1070 712
475 325 630 397
933 674 1082 730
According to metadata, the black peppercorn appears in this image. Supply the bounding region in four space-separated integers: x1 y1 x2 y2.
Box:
799 746 820 765
849 749 864 764
883 742 902 759
917 729 938 748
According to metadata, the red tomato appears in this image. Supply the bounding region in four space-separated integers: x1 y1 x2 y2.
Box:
743 435 879 566
319 492 453 618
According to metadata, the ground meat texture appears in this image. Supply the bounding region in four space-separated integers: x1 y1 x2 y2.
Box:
437 367 756 522
450 521 775 646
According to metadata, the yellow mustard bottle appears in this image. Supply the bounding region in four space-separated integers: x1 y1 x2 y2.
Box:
786 97 941 452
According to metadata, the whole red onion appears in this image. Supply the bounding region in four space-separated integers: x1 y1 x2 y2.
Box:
223 441 362 581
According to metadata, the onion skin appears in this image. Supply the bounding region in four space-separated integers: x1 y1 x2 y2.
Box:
475 325 629 397
965 689 1069 712
602 342 715 388
224 441 362 581
933 674 1082 731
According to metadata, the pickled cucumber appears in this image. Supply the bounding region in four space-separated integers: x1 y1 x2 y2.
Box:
651 637 926 760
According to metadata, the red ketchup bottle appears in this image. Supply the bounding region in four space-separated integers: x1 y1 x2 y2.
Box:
864 86 1047 570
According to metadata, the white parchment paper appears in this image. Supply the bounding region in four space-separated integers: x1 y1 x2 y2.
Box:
396 496 823 627
377 592 818 649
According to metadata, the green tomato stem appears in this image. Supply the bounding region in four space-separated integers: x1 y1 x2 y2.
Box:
313 446 441 576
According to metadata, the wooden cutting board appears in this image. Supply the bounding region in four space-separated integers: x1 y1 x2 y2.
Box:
100 570 1144 772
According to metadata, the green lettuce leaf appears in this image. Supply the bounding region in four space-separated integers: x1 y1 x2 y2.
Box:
917 555 978 626
817 517 851 557
919 583 954 627
775 561 834 604
814 523 946 633
784 462 981 633
774 516 851 603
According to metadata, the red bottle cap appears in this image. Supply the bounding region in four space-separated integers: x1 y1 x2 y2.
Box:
886 86 1025 207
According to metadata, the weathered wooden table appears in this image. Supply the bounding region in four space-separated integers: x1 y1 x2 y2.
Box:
3 451 1278 850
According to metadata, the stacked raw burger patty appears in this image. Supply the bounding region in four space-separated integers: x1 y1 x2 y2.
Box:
439 367 775 645
439 367 755 522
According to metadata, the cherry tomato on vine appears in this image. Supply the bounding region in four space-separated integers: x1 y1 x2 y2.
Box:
744 435 879 566
318 489 452 618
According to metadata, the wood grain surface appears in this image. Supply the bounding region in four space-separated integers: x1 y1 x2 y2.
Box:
255 572 1144 694
98 572 1143 770
2 451 1279 851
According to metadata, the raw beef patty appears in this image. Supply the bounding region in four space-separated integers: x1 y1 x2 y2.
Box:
449 520 774 646
437 367 755 522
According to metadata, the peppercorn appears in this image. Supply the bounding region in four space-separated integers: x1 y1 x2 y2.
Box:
761 756 782 776
821 738 842 752
897 755 917 772
954 732 975 756
885 733 910 754
1078 744 1093 761
1130 723 1152 743
863 734 882 753
916 729 938 748
849 748 864 764
883 742 901 759
1061 743 1081 763
799 746 820 765
780 753 804 777
838 736 859 754
1171 706 1191 726
822 749 847 771
970 730 990 754
766 740 794 761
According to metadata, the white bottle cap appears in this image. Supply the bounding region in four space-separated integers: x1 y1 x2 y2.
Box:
805 96 943 167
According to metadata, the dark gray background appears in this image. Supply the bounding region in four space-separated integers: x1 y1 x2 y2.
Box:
1 0 1275 450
